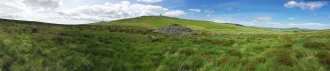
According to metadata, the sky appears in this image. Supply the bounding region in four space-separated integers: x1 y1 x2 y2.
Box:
0 0 330 29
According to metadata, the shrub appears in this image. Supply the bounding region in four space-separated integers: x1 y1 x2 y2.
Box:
171 24 181 26
254 45 270 51
168 49 177 54
178 49 195 56
58 32 71 36
276 52 295 66
149 36 160 42
282 42 293 48
239 58 249 65
217 55 228 64
31 27 39 33
294 50 304 58
222 40 236 46
0 40 5 48
204 39 235 46
228 49 241 57
316 51 330 65
256 56 266 63
246 62 256 71
303 42 326 49
192 39 236 46
267 49 295 66
2 56 15 71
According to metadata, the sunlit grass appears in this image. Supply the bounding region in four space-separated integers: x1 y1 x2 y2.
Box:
0 17 330 71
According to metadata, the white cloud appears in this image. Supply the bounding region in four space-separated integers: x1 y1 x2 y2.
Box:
189 9 201 12
204 9 214 13
237 21 330 30
208 14 329 30
284 1 327 10
0 0 61 19
206 15 211 17
58 1 185 21
254 16 272 21
0 0 185 24
137 0 162 3
23 0 62 9
164 10 186 17
289 17 295 20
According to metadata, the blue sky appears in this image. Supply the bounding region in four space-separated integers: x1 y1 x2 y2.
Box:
0 0 329 29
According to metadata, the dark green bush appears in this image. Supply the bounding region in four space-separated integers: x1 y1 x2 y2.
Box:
2 56 15 71
267 49 295 66
217 55 228 64
223 40 236 46
0 40 5 48
228 49 241 57
196 39 235 46
149 36 161 42
239 58 249 65
282 42 293 48
246 62 256 71
254 45 270 52
168 49 177 54
294 50 304 58
171 24 181 26
316 51 330 65
303 42 326 49
276 52 295 66
256 56 266 63
178 49 196 55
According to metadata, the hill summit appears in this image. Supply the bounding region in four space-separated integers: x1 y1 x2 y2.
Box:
93 16 271 33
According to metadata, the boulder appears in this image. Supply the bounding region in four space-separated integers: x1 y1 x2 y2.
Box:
31 27 38 33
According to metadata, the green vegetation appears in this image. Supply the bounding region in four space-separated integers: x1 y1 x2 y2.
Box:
0 16 330 71
93 16 273 33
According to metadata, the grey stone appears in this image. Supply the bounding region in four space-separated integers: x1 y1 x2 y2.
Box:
153 25 196 35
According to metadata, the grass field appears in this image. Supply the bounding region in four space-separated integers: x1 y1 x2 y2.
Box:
0 16 330 71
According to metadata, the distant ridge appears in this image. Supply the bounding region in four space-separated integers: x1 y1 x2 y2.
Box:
0 18 54 25
92 16 272 33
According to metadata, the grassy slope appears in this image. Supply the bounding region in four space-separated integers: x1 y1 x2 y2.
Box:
0 17 330 71
93 16 273 33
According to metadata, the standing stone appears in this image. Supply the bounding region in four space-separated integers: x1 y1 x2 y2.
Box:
31 27 38 33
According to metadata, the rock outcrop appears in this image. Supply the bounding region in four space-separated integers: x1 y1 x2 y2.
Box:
153 24 196 35
31 27 38 33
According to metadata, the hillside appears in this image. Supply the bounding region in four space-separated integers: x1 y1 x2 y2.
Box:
251 27 314 32
0 17 330 71
93 16 273 33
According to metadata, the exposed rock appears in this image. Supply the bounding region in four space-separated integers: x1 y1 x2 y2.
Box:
31 27 38 33
153 24 196 35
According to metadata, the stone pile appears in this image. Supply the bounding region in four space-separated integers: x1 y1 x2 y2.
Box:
153 25 196 35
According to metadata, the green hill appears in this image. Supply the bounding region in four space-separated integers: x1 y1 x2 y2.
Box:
0 17 330 71
93 16 272 33
251 27 314 32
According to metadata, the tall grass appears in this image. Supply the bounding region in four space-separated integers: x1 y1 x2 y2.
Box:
0 17 329 71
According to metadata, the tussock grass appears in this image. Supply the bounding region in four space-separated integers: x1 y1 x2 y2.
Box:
316 51 330 64
0 17 329 71
303 42 327 49
267 49 296 66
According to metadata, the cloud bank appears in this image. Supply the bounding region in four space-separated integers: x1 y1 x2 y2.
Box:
189 9 201 12
0 0 185 24
137 0 162 3
58 1 186 21
284 1 327 10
